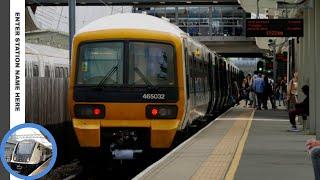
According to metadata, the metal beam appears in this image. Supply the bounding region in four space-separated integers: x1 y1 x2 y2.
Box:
69 0 76 69
25 0 239 6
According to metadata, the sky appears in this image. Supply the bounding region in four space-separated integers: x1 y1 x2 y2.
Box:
34 6 132 32
9 128 51 147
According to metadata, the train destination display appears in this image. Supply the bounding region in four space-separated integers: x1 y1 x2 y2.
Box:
246 19 303 37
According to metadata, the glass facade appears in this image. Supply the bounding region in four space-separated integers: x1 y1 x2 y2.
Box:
134 5 248 36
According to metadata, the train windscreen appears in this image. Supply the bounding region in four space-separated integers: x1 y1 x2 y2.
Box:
76 42 124 85
76 41 175 87
128 42 175 86
16 141 35 155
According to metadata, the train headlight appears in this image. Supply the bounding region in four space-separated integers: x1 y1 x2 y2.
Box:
13 157 16 161
74 104 105 119
146 105 178 119
26 158 30 162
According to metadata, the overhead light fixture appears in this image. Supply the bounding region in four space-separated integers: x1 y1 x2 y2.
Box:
160 1 166 4
133 2 139 4
212 1 218 3
186 1 192 4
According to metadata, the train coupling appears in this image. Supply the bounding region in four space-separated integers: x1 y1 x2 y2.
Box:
111 149 143 160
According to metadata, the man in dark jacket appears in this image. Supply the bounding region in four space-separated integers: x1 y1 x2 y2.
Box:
288 85 309 132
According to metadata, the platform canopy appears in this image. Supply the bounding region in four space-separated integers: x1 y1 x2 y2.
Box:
26 0 238 6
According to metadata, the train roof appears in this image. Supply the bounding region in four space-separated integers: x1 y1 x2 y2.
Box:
18 139 52 149
76 13 187 37
26 43 68 59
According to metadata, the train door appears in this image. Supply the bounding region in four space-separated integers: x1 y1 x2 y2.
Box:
179 39 191 130
214 56 220 111
206 53 214 115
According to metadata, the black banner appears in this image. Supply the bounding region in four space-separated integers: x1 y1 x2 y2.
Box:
246 19 303 37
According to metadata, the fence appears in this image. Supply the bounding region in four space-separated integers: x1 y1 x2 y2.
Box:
26 77 70 125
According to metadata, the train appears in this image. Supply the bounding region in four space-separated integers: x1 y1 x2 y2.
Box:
68 13 241 159
10 139 52 174
25 43 69 78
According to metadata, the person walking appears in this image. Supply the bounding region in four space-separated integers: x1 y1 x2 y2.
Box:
281 79 287 106
252 73 265 110
242 77 250 107
262 75 276 109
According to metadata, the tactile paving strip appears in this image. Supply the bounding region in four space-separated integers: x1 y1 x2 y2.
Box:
191 110 253 180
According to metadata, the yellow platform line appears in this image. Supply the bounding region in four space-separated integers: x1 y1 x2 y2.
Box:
224 110 255 180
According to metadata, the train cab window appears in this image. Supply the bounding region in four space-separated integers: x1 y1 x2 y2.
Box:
128 42 175 86
33 64 39 77
76 42 124 85
44 66 50 77
16 141 35 155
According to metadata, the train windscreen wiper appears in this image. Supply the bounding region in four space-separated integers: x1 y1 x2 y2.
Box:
95 64 118 89
133 67 154 88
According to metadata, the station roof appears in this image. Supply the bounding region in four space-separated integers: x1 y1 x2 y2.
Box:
26 0 238 6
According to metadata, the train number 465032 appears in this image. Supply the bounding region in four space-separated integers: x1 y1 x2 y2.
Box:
142 94 165 100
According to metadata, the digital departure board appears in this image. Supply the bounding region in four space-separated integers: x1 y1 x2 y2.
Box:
276 53 288 62
246 19 303 37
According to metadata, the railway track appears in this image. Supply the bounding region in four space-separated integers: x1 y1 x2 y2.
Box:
55 111 224 180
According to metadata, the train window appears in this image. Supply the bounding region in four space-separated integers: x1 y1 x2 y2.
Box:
184 47 190 99
44 66 50 77
33 64 39 77
64 67 69 77
59 67 64 77
77 42 124 85
16 141 35 155
55 67 60 78
190 54 195 93
128 42 175 86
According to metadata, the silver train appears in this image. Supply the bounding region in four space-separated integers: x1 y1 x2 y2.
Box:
10 139 52 174
26 43 69 78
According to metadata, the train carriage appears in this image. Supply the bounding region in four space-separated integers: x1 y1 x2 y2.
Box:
10 139 52 173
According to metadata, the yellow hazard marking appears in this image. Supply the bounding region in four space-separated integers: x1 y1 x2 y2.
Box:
190 109 255 180
224 110 255 180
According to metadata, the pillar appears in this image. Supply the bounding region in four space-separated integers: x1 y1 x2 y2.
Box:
308 2 316 134
315 0 320 139
69 0 76 68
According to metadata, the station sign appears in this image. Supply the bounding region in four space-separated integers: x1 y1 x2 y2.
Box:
246 19 303 37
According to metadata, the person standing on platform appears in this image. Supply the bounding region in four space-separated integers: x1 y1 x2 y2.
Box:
247 74 254 107
288 85 309 132
252 73 265 110
242 77 250 107
287 72 298 110
262 75 276 110
249 72 258 108
232 78 240 106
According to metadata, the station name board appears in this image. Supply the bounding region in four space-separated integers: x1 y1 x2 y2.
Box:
246 19 303 37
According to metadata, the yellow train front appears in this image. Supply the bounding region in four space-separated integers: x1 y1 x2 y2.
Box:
68 13 238 158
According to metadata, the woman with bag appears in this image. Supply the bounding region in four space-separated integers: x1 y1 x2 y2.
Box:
287 72 298 110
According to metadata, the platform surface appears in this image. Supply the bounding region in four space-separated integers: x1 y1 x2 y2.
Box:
133 104 315 180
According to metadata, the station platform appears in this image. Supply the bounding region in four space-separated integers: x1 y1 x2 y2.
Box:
133 103 315 180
